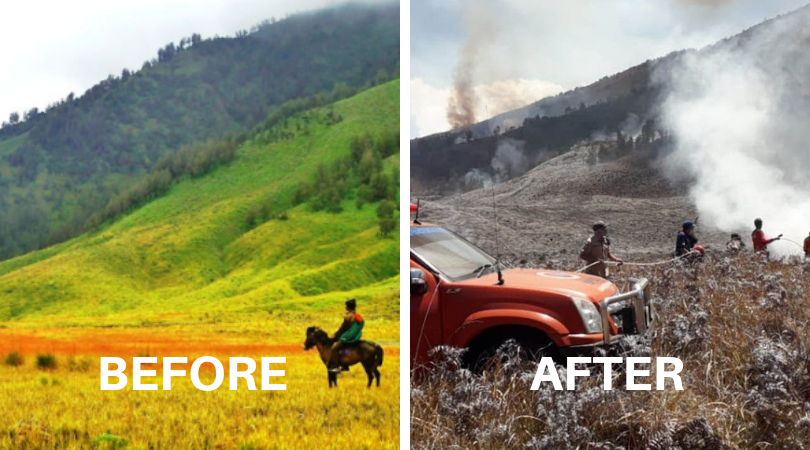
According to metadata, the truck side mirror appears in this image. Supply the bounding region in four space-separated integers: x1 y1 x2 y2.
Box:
411 268 428 295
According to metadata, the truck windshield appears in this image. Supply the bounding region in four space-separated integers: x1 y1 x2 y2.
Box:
410 227 497 281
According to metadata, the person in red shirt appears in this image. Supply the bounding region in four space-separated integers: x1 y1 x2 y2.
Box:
751 218 781 255
803 232 810 260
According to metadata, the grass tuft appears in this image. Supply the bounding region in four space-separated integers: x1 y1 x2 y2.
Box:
4 351 23 367
36 354 57 371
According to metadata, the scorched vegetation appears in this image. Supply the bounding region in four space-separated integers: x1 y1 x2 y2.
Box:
411 252 810 449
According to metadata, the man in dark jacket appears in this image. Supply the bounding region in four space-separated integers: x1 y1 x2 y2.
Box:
675 221 698 256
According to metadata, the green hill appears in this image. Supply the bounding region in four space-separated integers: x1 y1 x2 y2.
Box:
0 80 400 327
0 2 399 261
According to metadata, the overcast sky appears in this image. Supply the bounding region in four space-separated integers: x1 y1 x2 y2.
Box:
0 0 387 124
411 0 810 137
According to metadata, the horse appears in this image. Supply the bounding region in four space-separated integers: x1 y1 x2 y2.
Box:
303 326 383 388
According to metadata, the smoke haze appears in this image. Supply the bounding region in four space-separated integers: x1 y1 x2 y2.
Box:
491 138 530 181
672 0 733 6
660 8 810 256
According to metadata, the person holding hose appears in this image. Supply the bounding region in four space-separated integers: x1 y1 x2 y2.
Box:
675 221 699 257
751 218 781 257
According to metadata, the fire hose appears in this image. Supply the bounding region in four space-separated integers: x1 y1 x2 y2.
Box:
576 250 698 272
780 237 805 251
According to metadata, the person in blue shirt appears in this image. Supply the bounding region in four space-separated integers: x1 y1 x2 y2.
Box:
675 221 698 256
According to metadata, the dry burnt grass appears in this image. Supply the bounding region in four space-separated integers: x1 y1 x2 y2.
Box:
411 252 810 449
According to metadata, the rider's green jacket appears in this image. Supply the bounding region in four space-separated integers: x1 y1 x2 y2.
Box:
337 313 364 343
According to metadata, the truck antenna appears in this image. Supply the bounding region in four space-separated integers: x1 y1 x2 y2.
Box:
491 183 504 285
414 199 421 225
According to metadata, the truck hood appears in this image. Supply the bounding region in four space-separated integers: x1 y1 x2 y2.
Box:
463 268 619 301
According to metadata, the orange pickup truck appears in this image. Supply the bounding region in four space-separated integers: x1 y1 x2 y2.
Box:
409 208 653 368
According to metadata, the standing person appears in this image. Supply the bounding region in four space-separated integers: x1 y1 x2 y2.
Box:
579 221 623 278
803 232 810 260
675 221 699 256
329 298 365 373
751 218 782 256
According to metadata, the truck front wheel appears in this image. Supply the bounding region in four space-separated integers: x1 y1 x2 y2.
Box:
463 327 559 373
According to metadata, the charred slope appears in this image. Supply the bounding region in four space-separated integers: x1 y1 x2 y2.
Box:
417 143 729 259
412 3 810 193
412 86 662 187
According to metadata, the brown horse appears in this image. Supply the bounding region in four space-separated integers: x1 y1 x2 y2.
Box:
303 326 383 388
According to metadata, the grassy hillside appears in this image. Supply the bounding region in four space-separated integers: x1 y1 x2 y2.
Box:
0 80 400 326
0 2 399 261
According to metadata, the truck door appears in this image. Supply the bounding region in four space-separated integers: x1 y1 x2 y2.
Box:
410 260 441 366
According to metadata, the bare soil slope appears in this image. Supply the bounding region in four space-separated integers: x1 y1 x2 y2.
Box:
416 144 731 264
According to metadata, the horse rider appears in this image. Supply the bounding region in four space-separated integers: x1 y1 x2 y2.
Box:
579 221 623 278
329 298 365 373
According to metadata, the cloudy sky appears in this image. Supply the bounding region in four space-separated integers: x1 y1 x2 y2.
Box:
0 0 384 124
411 0 810 138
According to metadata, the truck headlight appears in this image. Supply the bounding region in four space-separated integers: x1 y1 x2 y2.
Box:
572 297 603 334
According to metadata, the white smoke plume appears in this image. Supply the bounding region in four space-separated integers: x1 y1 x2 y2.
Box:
619 112 642 137
464 168 494 189
660 10 810 256
491 138 529 181
588 113 643 142
462 139 530 189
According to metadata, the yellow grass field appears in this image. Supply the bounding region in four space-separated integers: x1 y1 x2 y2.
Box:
0 323 400 450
